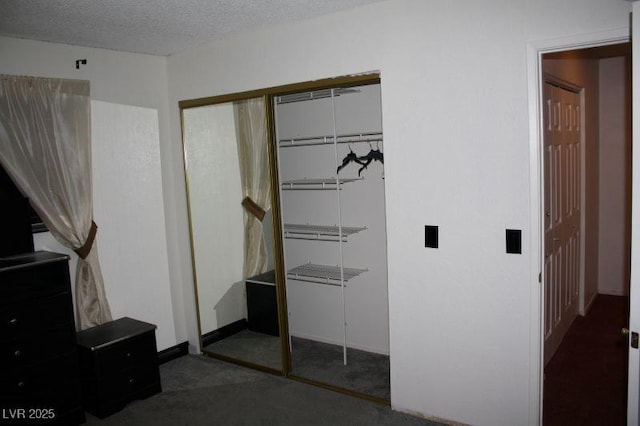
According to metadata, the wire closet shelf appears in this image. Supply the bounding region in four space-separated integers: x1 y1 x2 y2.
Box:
275 86 383 366
280 177 362 190
278 131 383 148
283 223 366 242
286 263 367 287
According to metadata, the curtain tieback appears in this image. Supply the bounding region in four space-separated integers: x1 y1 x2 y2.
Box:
241 197 265 221
74 221 98 259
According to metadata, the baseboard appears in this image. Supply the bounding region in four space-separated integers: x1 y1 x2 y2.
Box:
157 341 189 365
201 319 248 347
598 289 628 297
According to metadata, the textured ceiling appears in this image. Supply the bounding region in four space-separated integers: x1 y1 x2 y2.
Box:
0 0 385 56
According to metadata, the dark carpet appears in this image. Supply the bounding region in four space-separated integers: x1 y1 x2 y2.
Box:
85 354 442 426
203 329 282 370
543 294 629 425
291 336 390 400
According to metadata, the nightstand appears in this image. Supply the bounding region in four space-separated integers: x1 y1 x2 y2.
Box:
76 317 161 418
246 270 279 336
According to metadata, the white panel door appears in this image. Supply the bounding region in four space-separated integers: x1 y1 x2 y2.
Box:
543 83 581 365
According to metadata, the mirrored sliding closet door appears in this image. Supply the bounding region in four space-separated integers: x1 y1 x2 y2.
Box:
181 95 285 372
274 79 391 401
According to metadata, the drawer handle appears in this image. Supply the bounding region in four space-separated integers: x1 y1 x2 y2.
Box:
9 318 18 326
126 352 132 359
128 378 135 385
17 380 25 389
14 349 22 358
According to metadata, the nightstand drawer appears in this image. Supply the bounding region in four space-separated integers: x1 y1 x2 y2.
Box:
98 365 160 400
95 332 157 375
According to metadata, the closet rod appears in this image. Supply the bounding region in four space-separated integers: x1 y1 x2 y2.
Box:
279 132 383 148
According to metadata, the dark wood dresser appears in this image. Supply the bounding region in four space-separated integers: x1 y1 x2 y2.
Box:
0 251 85 424
76 317 161 418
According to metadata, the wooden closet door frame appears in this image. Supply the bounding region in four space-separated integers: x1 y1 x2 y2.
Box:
179 73 387 405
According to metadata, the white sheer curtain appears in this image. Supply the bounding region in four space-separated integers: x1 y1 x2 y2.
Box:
0 75 112 329
234 97 271 278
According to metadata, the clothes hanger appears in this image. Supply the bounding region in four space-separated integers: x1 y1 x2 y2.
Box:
337 145 367 173
356 142 384 176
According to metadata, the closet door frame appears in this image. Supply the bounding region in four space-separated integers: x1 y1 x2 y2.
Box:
180 91 288 374
179 72 383 393
269 73 389 405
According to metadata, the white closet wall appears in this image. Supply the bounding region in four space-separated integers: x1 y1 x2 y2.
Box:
276 84 389 355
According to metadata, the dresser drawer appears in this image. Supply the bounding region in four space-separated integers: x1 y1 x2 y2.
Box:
94 332 158 376
0 352 81 401
0 260 70 301
0 325 76 368
0 292 74 340
0 252 83 425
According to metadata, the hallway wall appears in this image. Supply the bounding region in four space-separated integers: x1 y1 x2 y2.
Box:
598 56 632 296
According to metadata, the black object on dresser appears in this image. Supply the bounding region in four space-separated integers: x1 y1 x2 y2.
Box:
0 197 34 257
0 251 85 424
76 317 161 418
246 270 279 336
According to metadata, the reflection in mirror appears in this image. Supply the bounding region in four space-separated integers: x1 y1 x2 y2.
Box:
182 96 282 371
275 82 389 400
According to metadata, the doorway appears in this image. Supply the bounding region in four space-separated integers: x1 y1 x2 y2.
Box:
540 43 631 424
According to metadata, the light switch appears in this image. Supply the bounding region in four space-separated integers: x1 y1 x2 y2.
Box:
506 229 522 254
425 225 438 248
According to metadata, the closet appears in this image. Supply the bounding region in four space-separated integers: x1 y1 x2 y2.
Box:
179 74 389 401
274 82 389 399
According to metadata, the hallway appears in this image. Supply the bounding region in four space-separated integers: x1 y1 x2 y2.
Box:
543 295 628 425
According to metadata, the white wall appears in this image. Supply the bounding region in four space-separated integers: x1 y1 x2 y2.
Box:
91 100 176 350
598 56 631 296
2 2 632 423
166 1 630 424
0 37 183 350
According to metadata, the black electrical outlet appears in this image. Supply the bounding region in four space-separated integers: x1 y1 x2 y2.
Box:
506 229 522 254
425 225 438 248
